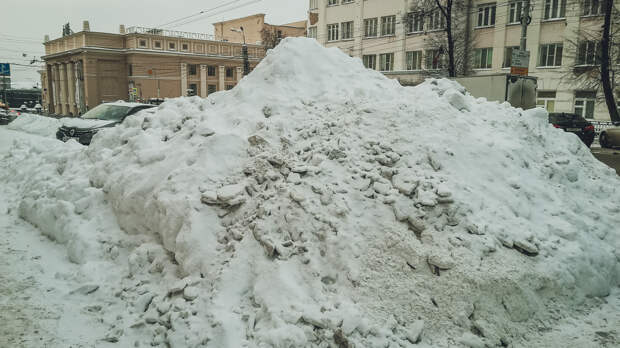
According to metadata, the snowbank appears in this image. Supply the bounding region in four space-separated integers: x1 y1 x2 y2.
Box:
7 113 62 138
1 38 619 347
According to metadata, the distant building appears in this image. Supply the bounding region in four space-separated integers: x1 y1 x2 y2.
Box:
0 76 10 90
214 14 307 47
41 21 266 116
308 0 620 121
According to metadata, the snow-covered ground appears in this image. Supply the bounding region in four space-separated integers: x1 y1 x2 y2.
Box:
1 38 619 348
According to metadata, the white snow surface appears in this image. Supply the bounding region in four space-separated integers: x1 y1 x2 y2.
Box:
7 113 62 137
1 38 620 347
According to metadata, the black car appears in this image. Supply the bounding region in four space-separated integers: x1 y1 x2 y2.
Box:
0 109 19 125
548 113 595 147
56 102 156 145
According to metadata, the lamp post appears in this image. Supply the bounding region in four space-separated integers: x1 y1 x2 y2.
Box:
231 27 250 76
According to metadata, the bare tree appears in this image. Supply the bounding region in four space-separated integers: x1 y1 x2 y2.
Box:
407 0 472 77
601 0 619 122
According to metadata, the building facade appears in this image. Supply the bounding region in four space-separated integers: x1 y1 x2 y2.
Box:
41 22 266 116
308 0 619 121
214 14 307 46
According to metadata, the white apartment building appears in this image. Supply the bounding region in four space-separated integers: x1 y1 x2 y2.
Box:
307 0 619 121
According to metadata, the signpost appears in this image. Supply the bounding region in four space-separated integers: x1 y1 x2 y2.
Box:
510 50 530 76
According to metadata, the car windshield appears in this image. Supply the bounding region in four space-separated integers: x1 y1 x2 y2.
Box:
81 105 130 121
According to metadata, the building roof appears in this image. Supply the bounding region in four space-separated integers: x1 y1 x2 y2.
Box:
212 13 266 25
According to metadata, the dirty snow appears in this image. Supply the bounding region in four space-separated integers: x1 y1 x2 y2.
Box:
1 38 619 347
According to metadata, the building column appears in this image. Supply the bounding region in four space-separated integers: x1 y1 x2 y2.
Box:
52 65 60 113
58 63 68 115
236 66 243 83
200 64 207 98
66 62 76 116
180 63 188 97
218 66 225 91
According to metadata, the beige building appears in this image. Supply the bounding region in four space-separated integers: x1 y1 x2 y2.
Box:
308 0 619 121
214 14 307 46
41 21 266 116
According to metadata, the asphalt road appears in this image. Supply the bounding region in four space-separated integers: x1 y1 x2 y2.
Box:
592 147 620 175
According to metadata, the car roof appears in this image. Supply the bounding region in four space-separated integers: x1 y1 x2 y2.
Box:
102 101 154 108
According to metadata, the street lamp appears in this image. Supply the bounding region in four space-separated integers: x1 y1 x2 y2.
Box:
231 27 250 76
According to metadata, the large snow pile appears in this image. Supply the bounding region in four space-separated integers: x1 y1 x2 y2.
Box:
7 113 62 137
2 38 619 347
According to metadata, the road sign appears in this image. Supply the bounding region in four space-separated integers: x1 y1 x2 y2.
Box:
511 50 530 76
0 63 10 76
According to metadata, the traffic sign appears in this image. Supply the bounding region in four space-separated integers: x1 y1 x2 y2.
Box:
511 50 530 76
0 63 10 76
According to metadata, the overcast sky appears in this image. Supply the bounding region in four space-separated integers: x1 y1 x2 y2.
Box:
0 0 307 88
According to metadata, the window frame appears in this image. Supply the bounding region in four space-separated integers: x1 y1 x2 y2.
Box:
538 43 563 67
309 0 318 10
327 23 339 41
543 0 567 20
582 0 603 16
139 39 147 48
207 84 217 94
425 49 443 70
341 21 354 40
503 46 520 68
308 27 317 39
364 18 378 38
536 91 557 112
407 12 424 33
476 3 497 27
508 1 524 24
207 66 216 77
225 67 234 79
327 0 338 6
406 51 423 70
428 10 446 31
381 15 396 36
168 42 176 50
363 54 377 70
379 53 394 71
473 47 494 69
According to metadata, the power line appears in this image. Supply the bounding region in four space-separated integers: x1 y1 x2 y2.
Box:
154 0 245 28
166 0 264 29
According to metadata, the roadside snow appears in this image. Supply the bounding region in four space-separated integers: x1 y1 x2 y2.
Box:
7 113 62 138
1 38 619 347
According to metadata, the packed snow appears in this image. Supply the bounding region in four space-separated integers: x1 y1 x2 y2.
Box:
1 38 619 347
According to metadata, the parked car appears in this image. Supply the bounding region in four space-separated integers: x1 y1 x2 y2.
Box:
0 109 21 125
599 122 620 148
56 102 156 145
548 113 595 147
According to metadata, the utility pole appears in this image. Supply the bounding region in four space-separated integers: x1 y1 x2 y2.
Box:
520 0 531 51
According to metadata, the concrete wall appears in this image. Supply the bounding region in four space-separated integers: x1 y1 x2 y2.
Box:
214 14 267 45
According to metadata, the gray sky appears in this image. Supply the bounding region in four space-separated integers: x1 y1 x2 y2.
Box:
0 0 307 88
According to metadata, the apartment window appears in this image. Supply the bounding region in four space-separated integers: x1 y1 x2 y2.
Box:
328 0 338 5
364 18 378 37
473 48 493 69
226 67 234 78
128 64 133 76
188 64 197 76
503 46 520 67
544 0 566 20
168 42 176 50
341 21 354 40
577 41 601 65
188 83 197 96
537 91 556 112
539 43 563 67
428 10 446 30
379 53 394 71
477 3 497 27
309 0 318 9
407 12 424 33
226 84 235 90
208 66 216 76
381 16 396 36
342 0 354 3
508 1 524 24
182 43 189 51
328 24 339 41
575 91 596 118
308 27 317 39
425 49 443 69
154 41 162 49
406 51 423 70
582 0 603 15
139 39 147 48
363 55 376 70
208 84 217 94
